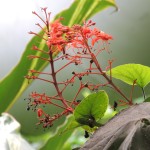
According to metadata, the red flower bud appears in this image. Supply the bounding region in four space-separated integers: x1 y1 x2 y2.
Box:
37 108 43 117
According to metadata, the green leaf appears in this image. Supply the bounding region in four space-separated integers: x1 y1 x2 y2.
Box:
99 106 117 124
61 115 98 134
0 0 116 113
108 64 150 88
61 118 81 134
55 0 117 26
144 97 150 102
0 31 47 113
40 115 75 150
62 116 98 135
74 91 109 127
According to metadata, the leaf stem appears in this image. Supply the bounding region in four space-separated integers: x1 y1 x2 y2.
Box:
142 87 146 100
84 40 131 104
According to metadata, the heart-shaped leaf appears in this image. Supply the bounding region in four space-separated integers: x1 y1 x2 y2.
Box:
74 91 109 127
108 64 150 88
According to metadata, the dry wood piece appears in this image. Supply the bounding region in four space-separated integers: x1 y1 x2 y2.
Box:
80 102 150 150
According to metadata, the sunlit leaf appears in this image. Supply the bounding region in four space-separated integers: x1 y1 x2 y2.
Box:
74 91 109 127
99 106 117 124
55 0 117 26
108 64 150 88
61 116 98 136
61 118 81 134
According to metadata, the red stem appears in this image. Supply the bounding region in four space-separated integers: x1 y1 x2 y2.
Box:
49 50 74 111
70 82 84 107
84 40 131 104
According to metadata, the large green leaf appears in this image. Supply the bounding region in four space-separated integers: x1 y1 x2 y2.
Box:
108 64 150 88
74 91 109 127
55 0 117 26
0 31 47 113
0 0 116 113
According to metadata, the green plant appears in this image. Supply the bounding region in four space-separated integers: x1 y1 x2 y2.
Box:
0 0 117 149
24 6 150 139
0 0 117 114
1 0 150 150
24 7 113 128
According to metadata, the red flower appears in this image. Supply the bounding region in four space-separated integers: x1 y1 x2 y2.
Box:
91 28 112 46
26 8 114 129
65 21 112 50
46 18 70 51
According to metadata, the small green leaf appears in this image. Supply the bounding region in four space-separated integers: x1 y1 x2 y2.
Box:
82 125 98 133
74 90 109 127
61 118 81 134
99 106 117 124
144 97 150 102
108 64 150 88
62 116 98 134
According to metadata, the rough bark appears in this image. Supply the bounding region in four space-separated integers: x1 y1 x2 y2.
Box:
80 102 150 150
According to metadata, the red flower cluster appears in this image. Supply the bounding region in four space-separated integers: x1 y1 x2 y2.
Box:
25 8 113 128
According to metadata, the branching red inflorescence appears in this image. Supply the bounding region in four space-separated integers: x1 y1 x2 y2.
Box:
25 8 131 128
